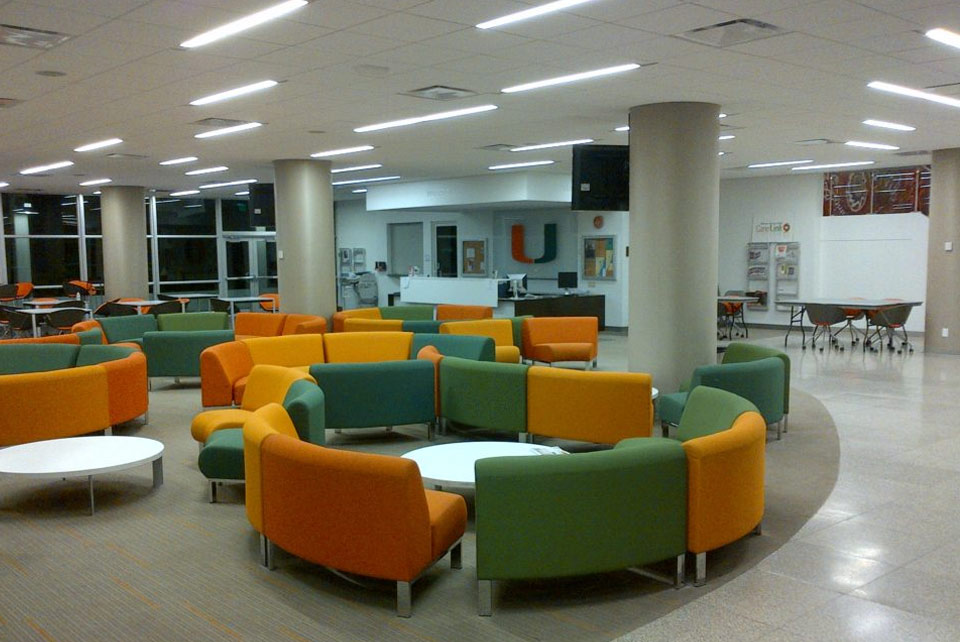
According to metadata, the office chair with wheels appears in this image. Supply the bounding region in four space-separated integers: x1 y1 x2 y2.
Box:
147 300 181 317
804 304 846 352
62 280 97 298
3 307 33 338
867 304 914 354
45 308 87 335
723 290 748 338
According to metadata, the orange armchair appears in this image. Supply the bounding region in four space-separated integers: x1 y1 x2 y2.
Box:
521 316 599 368
244 403 466 617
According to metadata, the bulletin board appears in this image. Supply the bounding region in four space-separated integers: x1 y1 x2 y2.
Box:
583 236 615 280
462 239 487 276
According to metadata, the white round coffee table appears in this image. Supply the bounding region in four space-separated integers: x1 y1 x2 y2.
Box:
0 436 164 515
402 441 565 491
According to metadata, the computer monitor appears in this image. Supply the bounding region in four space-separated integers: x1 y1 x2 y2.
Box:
507 273 527 298
558 271 577 294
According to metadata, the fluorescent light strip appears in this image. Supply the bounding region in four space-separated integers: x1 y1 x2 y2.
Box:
311 145 374 158
190 80 278 106
181 0 308 48
791 161 875 171
352 189 367 194
331 176 400 186
79 178 111 186
74 138 123 152
718 135 735 140
185 166 229 176
20 160 74 175
489 160 555 170
330 164 383 174
862 119 915 132
510 139 592 152
354 105 497 133
0 182 9 188
502 63 640 93
195 122 262 139
926 27 960 50
159 156 199 166
614 125 629 132
92 191 101 195
184 204 204 208
199 179 258 189
235 191 250 196
718 151 727 156
845 140 899 151
868 80 960 109
170 190 200 196
748 160 813 169
477 0 597 29
718 113 727 118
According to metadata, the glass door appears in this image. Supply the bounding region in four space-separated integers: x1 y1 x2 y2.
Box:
435 224 458 277
224 237 277 297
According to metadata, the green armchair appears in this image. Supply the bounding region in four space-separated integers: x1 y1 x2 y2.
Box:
721 342 791 432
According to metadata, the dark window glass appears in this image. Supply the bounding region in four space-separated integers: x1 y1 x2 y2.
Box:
2 194 79 235
85 238 103 283
5 237 81 285
223 198 253 231
157 238 217 281
156 198 215 235
83 195 101 234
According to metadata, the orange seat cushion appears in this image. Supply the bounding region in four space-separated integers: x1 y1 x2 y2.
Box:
529 342 595 363
235 313 285 337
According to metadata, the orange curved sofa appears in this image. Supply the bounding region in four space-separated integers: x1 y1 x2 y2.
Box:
521 316 599 367
435 304 492 321
244 402 466 617
234 312 326 339
0 344 148 446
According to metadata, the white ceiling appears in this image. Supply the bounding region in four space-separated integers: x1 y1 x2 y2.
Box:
0 0 959 197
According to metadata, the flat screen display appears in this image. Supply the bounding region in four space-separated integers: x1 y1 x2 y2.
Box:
557 271 578 289
571 144 628 212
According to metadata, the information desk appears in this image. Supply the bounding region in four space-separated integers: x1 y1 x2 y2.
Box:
497 294 605 330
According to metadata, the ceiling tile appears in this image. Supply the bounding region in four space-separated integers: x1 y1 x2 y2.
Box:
560 23 660 51
406 0 530 27
350 13 469 41
756 0 886 31
0 1 111 34
421 28 532 54
620 4 739 35
491 12 600 39
291 0 391 30
298 31 407 56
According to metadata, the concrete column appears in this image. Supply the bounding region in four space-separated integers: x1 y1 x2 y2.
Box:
627 102 720 391
925 148 960 353
101 185 148 300
273 159 337 318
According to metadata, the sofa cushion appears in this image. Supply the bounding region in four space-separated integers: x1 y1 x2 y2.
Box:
198 428 246 480
157 312 229 331
0 344 80 374
191 408 252 443
235 312 285 337
402 320 443 334
99 315 158 343
281 314 326 335
243 335 326 367
323 331 412 363
410 334 495 362
380 305 434 321
75 345 137 367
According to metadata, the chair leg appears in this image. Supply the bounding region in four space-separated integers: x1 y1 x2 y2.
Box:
783 414 788 433
260 534 275 570
427 420 435 441
776 420 782 440
396 581 412 618
753 521 762 536
478 580 493 616
694 552 706 587
674 554 685 588
148 378 153 391
208 481 217 503
661 421 670 438
450 542 462 569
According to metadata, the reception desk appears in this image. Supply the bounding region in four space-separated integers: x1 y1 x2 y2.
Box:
497 295 605 330
400 276 499 307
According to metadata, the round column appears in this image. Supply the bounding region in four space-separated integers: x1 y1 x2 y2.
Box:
925 148 960 354
100 185 148 300
627 102 720 391
273 159 336 318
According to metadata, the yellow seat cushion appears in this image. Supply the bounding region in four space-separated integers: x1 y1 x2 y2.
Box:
323 331 412 363
441 319 515 349
191 408 252 443
242 335 326 367
495 345 521 363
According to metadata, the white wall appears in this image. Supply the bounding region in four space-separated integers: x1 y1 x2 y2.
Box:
720 174 928 332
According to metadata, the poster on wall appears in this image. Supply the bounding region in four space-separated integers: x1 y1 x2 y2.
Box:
583 236 615 280
823 165 930 216
462 239 487 276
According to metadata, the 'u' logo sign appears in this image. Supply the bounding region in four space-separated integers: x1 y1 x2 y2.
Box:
511 224 558 264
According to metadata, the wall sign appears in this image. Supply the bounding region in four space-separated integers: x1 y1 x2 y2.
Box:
751 218 795 243
583 236 615 280
511 223 558 264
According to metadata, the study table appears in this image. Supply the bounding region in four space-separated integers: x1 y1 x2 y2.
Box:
16 307 91 337
114 299 166 315
780 298 923 349
162 292 216 312
218 296 274 326
717 295 758 340
22 297 78 308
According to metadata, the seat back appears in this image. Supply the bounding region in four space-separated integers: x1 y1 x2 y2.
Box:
527 366 653 444
0 343 81 374
410 333 495 361
436 304 493 321
210 299 233 313
15 283 33 299
283 379 326 444
243 403 301 533
281 314 326 335
722 342 791 414
241 364 316 412
98 315 158 343
805 303 846 326
45 308 87 330
521 316 598 355
0 284 17 300
323 331 412 363
243 335 326 367
379 305 434 321
343 318 403 332
874 304 912 327
440 357 528 432
147 300 181 316
676 386 759 442
332 307 381 332
259 293 279 312
441 319 515 347
156 312 229 331
235 312 285 337
691 358 784 425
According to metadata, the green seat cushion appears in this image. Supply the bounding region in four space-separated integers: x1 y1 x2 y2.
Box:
157 312 229 331
440 357 528 432
380 305 434 321
197 429 245 480
0 344 80 374
410 333 495 361
658 391 688 427
402 319 443 334
99 315 158 343
675 386 759 442
75 345 137 367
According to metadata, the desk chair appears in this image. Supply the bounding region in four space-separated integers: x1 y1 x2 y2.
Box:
804 304 846 352
866 304 914 354
3 307 32 338
45 308 87 335
722 290 748 338
62 280 97 298
147 300 181 317
259 293 279 312
210 298 236 315
0 284 17 304
97 300 138 317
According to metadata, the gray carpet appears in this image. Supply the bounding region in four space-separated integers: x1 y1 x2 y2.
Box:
0 380 838 641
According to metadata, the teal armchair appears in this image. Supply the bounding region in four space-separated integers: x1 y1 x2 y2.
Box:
722 342 791 432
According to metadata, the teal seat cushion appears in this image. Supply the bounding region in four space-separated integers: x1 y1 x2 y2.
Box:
76 328 105 345
99 315 158 343
440 357 528 432
157 312 229 331
380 305 434 321
75 345 137 367
197 429 245 480
410 333 495 361
658 391 688 427
402 319 443 334
142 330 234 377
0 344 80 375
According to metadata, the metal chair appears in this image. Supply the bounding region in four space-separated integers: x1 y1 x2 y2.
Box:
97 300 137 317
804 304 846 352
147 300 181 316
44 308 87 335
866 304 915 354
723 290 748 338
0 283 17 303
3 307 33 338
54 300 86 308
210 298 235 314
62 280 97 297
259 293 280 312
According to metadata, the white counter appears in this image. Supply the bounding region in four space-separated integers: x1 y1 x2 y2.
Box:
400 276 499 307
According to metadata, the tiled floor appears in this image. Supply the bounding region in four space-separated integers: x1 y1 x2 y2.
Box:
605 329 960 641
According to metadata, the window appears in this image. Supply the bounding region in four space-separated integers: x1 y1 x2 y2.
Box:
156 198 216 235
156 238 217 281
2 194 78 235
83 195 101 235
387 222 423 277
5 237 80 284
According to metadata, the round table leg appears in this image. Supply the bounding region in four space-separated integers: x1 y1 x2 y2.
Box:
88 475 95 516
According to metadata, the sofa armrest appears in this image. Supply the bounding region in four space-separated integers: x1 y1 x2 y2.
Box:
201 341 254 407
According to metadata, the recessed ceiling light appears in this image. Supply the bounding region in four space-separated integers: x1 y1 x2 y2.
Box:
477 0 598 29
170 190 200 196
354 105 498 133
330 164 383 174
719 134 735 140
845 140 899 151
331 176 400 186
0 182 9 188
199 179 258 189
20 160 74 175
748 160 813 169
926 27 960 50
183 204 204 208
311 145 375 158
614 125 629 132
868 80 960 109
791 161 875 171
489 160 555 170
718 113 727 118
92 191 101 195
180 0 308 48
510 139 593 152
718 151 727 156
195 122 262 139
862 119 915 132
73 138 123 152
502 63 640 93
190 80 278 106
352 188 367 194
159 156 199 166
185 166 229 176
235 191 250 196
79 178 111 186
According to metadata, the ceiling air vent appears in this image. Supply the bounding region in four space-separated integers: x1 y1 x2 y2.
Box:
403 85 478 101
678 19 787 47
894 150 930 157
0 24 71 49
192 117 250 128
106 153 148 159
794 138 837 146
